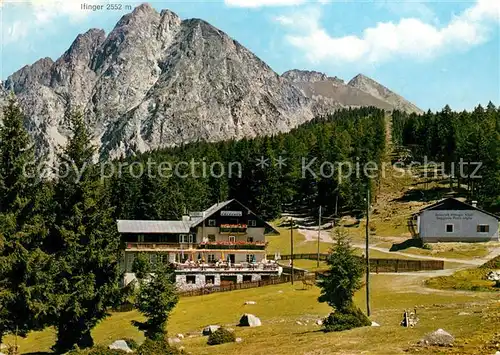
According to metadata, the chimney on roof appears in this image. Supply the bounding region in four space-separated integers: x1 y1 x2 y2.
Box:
182 215 190 222
472 201 478 208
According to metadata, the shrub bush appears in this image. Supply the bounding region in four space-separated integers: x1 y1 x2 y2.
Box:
207 328 236 345
136 339 181 355
323 306 371 332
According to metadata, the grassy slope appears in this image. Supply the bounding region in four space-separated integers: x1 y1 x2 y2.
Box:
266 226 332 255
426 255 500 292
400 243 491 259
9 274 499 354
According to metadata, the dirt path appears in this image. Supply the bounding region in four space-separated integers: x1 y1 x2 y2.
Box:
298 228 500 267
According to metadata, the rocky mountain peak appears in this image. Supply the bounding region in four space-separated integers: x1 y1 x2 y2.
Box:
5 57 54 93
348 73 423 114
129 2 157 19
62 29 106 66
159 9 182 37
107 2 161 41
348 73 375 87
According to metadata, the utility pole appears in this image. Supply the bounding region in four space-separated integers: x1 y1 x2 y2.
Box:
365 188 371 317
290 217 294 285
317 205 322 268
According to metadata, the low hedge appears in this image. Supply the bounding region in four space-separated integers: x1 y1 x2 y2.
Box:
207 328 236 345
323 306 371 332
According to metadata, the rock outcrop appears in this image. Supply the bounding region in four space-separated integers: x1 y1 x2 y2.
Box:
282 69 422 115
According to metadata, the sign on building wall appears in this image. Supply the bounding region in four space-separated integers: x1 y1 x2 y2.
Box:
220 211 243 217
435 212 474 221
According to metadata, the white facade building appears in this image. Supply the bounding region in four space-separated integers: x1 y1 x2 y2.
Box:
414 198 500 243
117 199 282 290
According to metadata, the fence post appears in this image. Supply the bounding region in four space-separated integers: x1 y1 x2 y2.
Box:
395 259 399 273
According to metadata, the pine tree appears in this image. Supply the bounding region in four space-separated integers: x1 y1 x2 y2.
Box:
132 254 179 341
0 96 53 342
48 110 122 353
318 230 370 332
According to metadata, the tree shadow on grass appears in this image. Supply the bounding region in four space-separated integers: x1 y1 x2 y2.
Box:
389 238 423 251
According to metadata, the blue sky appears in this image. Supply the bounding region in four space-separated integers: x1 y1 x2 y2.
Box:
0 0 499 111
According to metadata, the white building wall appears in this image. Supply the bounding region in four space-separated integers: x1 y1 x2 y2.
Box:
419 209 499 242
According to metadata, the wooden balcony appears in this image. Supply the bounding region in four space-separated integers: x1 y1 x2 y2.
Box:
125 242 193 251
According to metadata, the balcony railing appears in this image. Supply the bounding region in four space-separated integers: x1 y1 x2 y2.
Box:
219 224 248 234
197 241 267 250
174 262 280 272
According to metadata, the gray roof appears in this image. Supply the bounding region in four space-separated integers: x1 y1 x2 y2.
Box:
117 199 280 235
190 200 234 226
414 197 500 220
117 220 191 234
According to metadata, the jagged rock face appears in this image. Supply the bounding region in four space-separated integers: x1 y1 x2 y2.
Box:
348 74 423 114
3 4 421 162
99 17 313 158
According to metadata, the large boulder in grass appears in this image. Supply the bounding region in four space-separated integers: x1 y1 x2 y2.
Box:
239 313 261 327
487 271 500 281
202 325 221 335
419 329 455 346
109 340 133 353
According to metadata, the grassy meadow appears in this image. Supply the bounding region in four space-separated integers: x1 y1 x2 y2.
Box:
7 274 500 355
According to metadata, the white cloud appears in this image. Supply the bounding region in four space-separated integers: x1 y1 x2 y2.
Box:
1 0 104 44
225 0 307 8
380 0 436 23
2 21 29 45
4 0 102 23
277 0 500 64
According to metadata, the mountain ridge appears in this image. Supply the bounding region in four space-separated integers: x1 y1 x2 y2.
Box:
1 3 423 162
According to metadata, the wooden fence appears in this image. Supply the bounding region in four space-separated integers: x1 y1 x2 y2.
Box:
178 274 308 297
268 253 444 273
